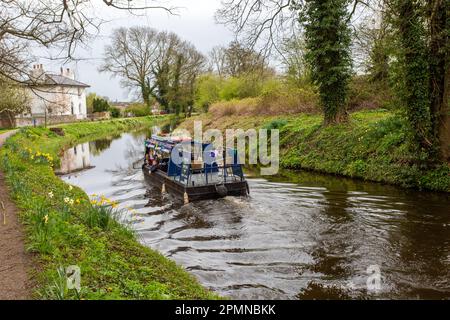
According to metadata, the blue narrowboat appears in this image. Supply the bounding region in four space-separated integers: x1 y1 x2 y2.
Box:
142 135 249 202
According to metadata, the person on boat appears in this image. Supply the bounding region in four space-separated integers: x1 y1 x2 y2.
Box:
145 147 152 166
149 152 159 172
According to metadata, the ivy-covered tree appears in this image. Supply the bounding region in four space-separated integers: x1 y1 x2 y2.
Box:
391 0 432 150
427 0 449 161
300 0 353 125
390 0 449 160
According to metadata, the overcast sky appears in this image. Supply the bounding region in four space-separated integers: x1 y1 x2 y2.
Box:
39 0 234 102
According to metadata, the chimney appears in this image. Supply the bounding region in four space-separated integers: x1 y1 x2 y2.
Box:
61 67 75 80
30 64 45 81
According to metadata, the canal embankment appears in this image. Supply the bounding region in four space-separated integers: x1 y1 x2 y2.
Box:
177 109 450 193
0 117 218 299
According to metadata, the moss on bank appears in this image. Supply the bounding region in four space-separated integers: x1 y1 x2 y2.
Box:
179 110 450 192
0 117 218 300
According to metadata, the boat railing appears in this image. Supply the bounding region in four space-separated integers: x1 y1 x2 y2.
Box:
176 163 244 187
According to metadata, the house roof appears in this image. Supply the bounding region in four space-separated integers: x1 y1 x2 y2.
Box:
27 73 90 88
46 74 90 88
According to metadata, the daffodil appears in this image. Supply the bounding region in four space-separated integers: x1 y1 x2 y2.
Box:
48 191 54 199
64 197 70 203
69 185 73 191
43 215 49 224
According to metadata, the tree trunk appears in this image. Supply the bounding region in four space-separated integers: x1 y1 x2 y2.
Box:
141 84 151 108
429 0 450 160
395 0 433 151
324 109 348 125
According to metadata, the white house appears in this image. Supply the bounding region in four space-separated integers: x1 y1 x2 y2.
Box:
24 64 90 122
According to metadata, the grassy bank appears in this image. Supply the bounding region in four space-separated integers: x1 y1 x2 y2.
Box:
178 110 450 192
0 117 218 300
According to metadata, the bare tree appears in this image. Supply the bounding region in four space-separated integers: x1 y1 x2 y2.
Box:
100 27 206 113
99 27 160 107
209 46 227 77
281 35 309 85
208 41 272 78
0 0 176 82
216 0 300 57
216 0 376 57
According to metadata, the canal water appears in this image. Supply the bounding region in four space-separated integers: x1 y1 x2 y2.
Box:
59 130 450 299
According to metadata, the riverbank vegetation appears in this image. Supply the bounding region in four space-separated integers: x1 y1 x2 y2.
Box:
176 0 449 192
0 117 217 299
179 110 449 192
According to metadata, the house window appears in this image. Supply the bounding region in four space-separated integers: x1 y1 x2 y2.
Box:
71 102 74 115
79 103 82 114
74 146 77 155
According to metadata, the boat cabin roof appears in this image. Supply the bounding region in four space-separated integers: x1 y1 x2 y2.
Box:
145 135 242 177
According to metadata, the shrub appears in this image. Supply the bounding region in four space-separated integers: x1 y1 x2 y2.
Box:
110 107 121 118
263 119 288 130
209 98 258 117
125 103 150 117
194 74 222 112
208 81 319 117
348 76 393 111
93 98 110 113
218 74 265 101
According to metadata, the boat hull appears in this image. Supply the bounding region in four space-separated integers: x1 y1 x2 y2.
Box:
142 166 249 202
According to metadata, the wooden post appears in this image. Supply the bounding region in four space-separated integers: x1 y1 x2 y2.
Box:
1 201 6 225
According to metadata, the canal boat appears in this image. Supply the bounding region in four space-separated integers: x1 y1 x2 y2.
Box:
142 135 249 202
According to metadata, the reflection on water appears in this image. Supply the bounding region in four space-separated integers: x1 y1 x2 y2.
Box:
55 142 92 175
60 132 450 300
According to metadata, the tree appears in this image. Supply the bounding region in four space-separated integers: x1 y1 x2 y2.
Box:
281 35 310 86
0 77 30 126
209 41 272 78
0 1 176 83
353 8 395 84
101 27 206 114
99 27 160 107
93 98 110 113
209 46 227 77
301 0 353 124
195 74 222 112
86 92 99 114
390 0 449 160
427 0 449 160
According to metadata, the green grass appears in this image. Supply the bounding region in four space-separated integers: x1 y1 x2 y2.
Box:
0 116 219 300
181 110 450 192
